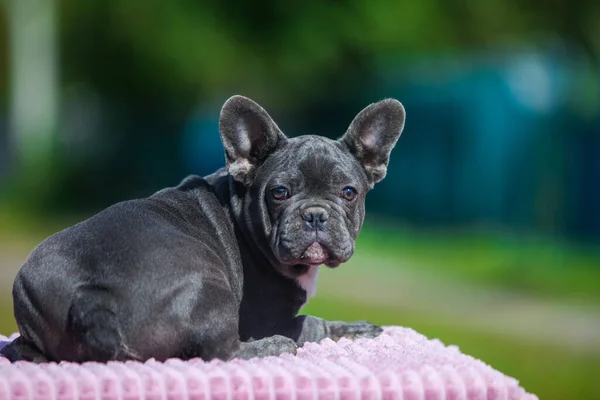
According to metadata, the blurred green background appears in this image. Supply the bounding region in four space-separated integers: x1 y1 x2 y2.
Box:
1 1 600 399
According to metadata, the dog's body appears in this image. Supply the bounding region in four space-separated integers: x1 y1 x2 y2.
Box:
1 96 405 363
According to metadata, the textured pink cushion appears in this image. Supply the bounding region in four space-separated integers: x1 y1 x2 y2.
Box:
0 327 537 400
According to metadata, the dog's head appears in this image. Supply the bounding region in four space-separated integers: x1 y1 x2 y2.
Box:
219 95 405 278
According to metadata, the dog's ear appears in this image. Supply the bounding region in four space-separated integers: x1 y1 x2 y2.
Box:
340 99 405 187
219 95 287 185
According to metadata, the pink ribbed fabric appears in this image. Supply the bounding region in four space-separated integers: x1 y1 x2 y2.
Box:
0 327 538 400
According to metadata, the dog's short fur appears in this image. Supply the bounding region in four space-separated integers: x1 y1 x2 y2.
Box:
1 95 405 363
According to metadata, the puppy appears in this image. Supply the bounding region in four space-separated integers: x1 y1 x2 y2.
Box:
1 95 405 363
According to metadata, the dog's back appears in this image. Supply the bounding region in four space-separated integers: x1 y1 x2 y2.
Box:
3 178 244 362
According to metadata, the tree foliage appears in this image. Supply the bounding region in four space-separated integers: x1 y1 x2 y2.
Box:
54 0 600 108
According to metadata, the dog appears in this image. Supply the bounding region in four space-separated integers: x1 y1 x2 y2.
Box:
1 95 406 363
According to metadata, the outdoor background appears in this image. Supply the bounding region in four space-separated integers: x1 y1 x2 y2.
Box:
1 1 600 399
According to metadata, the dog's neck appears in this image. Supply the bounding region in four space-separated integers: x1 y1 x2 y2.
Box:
183 171 312 339
296 265 320 308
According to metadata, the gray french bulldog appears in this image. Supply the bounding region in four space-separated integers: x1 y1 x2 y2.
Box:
1 95 406 363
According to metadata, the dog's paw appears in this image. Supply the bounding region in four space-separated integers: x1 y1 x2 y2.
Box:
328 321 384 341
235 335 298 360
260 335 299 356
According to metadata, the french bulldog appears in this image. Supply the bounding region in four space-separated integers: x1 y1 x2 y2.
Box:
1 95 406 363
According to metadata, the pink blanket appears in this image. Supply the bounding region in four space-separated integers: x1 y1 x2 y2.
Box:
0 327 537 400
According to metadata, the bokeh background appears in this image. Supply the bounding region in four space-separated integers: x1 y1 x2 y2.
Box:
1 1 600 398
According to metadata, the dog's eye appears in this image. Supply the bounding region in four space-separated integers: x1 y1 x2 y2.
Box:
272 187 289 200
341 187 357 201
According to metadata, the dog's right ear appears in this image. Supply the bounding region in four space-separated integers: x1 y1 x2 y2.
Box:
219 95 287 186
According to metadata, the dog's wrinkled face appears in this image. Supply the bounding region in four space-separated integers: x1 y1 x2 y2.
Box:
219 95 405 278
257 136 368 276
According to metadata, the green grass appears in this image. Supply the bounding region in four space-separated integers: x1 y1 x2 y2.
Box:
304 295 600 400
358 218 600 303
0 206 81 241
0 298 16 335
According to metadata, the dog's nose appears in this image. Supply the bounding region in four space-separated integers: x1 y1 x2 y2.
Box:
301 206 329 230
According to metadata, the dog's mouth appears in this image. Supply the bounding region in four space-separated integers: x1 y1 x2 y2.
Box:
280 240 346 277
301 242 329 265
297 242 342 269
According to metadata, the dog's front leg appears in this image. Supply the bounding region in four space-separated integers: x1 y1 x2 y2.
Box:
280 315 383 346
234 335 298 359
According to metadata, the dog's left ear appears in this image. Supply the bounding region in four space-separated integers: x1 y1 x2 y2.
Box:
340 99 406 186
219 95 287 185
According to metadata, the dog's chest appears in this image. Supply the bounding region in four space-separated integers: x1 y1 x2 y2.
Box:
296 266 320 307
